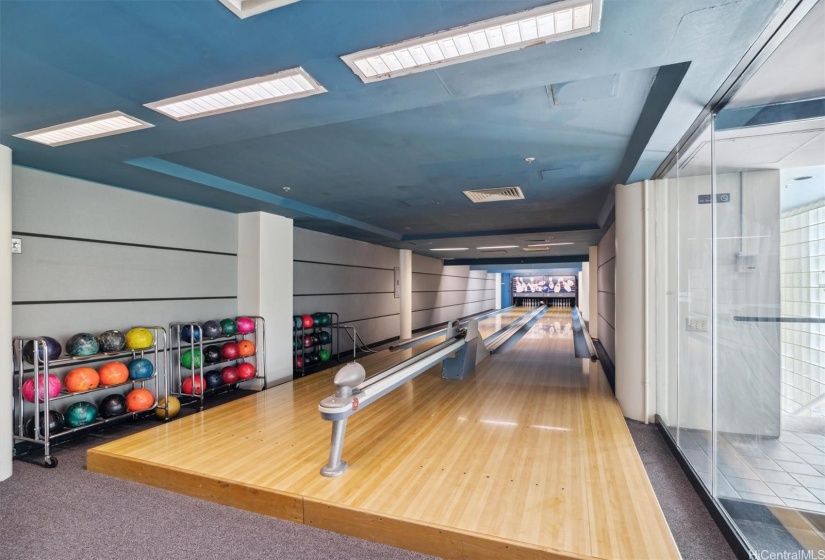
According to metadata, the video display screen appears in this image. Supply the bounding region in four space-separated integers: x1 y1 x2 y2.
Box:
512 275 577 296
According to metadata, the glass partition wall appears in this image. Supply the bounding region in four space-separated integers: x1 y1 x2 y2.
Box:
655 2 825 553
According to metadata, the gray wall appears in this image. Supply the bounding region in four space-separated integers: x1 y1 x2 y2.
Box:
597 223 616 363
411 254 495 331
293 229 495 351
11 166 238 341
293 228 400 352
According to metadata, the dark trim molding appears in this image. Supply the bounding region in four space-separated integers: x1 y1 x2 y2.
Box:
413 271 496 281
12 231 237 257
295 292 394 297
13 296 236 305
337 312 400 324
412 289 494 293
293 259 394 272
412 298 495 313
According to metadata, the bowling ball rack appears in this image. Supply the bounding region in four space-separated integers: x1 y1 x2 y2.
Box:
167 317 266 415
292 311 339 380
11 326 167 468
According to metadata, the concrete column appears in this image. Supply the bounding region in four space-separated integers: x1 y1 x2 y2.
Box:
494 273 502 310
615 183 646 422
588 246 599 338
237 212 293 387
1 146 12 480
579 266 589 320
399 249 412 339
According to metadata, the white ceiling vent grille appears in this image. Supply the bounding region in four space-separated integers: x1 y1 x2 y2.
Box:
522 246 549 252
462 186 524 203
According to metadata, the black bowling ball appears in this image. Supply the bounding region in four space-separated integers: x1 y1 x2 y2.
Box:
22 337 63 365
203 345 221 364
24 410 64 438
201 320 222 339
98 394 127 419
204 370 223 389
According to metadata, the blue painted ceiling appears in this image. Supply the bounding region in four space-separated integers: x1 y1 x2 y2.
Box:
0 0 783 263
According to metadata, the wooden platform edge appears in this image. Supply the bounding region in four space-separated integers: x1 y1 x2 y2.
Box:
86 448 304 523
87 447 604 560
304 496 602 560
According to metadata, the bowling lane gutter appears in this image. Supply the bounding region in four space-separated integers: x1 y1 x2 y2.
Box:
486 306 550 354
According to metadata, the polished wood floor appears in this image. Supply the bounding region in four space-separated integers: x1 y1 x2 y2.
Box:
88 308 679 559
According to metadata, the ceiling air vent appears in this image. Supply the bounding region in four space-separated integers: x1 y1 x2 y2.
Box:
481 249 509 253
462 186 525 204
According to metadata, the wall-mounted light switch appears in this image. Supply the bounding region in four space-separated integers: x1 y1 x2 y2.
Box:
11 238 21 254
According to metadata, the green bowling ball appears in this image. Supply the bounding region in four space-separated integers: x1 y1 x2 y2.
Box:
180 348 202 369
64 401 98 428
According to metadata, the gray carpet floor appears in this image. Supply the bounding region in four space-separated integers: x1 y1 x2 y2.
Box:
627 420 737 560
1 396 735 560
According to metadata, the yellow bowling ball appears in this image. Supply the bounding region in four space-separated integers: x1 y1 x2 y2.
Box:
125 327 153 350
155 396 181 420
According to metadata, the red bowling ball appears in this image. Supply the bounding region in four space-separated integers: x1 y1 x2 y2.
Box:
301 314 314 329
221 342 240 360
294 355 304 370
237 362 256 380
181 375 204 395
221 366 239 384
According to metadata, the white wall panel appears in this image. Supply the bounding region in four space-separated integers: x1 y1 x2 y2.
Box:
11 166 239 344
12 166 236 253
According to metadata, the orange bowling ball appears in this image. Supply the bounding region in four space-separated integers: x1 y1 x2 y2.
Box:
126 388 155 412
98 361 129 386
237 340 256 357
64 367 100 393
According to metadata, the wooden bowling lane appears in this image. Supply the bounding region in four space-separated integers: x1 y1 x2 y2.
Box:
88 306 679 560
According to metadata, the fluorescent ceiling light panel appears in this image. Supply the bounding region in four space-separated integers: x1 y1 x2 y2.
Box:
218 0 299 20
477 245 519 250
14 111 153 147
527 242 575 247
342 0 601 83
430 248 468 251
145 67 326 121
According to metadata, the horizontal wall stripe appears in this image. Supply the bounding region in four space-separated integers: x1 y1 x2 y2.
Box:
294 259 394 272
12 231 237 257
598 256 616 268
413 289 494 293
598 312 615 330
295 292 394 297
13 296 236 305
292 292 395 297
413 271 495 281
337 312 400 324
413 298 494 313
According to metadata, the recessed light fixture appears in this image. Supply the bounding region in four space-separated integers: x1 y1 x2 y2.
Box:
145 67 326 121
527 242 575 247
477 245 519 250
14 111 153 147
524 157 536 164
341 0 602 83
430 248 468 251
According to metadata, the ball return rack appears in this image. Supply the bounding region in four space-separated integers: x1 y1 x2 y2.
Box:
317 305 546 477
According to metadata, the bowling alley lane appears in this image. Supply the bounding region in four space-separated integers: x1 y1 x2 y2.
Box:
88 305 678 560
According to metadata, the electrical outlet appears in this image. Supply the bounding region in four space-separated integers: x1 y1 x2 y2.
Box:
11 238 21 254
686 317 708 332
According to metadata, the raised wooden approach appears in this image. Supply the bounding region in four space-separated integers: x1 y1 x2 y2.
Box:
87 308 680 559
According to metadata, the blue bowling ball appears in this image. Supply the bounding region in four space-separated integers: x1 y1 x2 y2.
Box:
128 358 154 380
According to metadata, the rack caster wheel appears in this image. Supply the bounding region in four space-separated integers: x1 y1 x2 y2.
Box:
44 456 58 468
